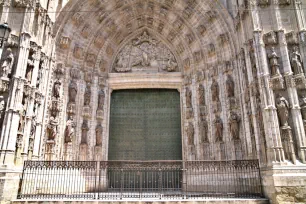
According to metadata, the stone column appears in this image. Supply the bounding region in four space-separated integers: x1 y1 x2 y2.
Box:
0 33 31 166
272 1 306 163
22 45 41 161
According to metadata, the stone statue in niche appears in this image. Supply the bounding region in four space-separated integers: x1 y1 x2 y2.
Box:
185 88 192 108
96 124 103 146
26 54 35 82
18 104 26 133
68 81 78 103
53 80 61 98
226 74 235 98
84 84 91 106
65 116 75 143
299 95 306 121
113 30 178 72
81 120 89 144
187 122 194 145
211 78 219 102
30 116 36 137
214 116 223 142
1 48 14 78
229 112 240 140
0 99 5 127
291 46 304 74
47 116 59 141
268 47 281 76
199 118 209 143
276 94 290 127
98 90 105 110
198 84 205 106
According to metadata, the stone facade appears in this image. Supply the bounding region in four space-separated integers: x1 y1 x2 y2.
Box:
0 0 306 203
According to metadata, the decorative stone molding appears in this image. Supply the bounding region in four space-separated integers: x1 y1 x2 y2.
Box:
72 13 84 28
269 75 286 90
206 11 216 23
81 24 91 39
284 74 295 88
70 68 81 80
0 77 10 93
197 25 206 36
186 108 194 119
293 73 306 89
59 36 71 49
208 43 216 56
299 30 306 44
86 53 96 68
258 0 270 7
195 70 205 82
278 0 291 6
286 31 299 45
218 33 229 46
73 45 84 59
194 51 202 63
83 106 91 118
184 74 192 85
263 31 278 45
12 0 35 8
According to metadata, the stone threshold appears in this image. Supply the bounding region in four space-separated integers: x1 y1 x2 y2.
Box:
12 198 269 204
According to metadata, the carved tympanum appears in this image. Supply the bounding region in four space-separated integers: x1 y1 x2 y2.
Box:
0 48 14 78
276 94 290 127
291 46 304 74
113 30 178 72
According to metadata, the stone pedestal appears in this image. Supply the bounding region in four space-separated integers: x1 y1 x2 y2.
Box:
64 142 72 160
79 143 88 160
44 140 55 161
269 75 285 90
293 73 306 89
280 126 296 164
94 146 102 160
96 109 104 120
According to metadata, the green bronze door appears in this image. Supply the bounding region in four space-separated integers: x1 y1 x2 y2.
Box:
108 89 182 160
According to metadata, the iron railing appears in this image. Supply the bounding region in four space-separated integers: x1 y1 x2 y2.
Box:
17 160 263 200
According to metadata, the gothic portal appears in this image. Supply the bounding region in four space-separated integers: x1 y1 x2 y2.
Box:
1 0 306 203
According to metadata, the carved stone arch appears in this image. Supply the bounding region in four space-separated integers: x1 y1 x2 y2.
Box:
108 27 184 74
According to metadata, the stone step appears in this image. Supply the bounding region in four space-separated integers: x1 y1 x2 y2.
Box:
12 199 270 204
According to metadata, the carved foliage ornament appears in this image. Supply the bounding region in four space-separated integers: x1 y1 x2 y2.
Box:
113 31 179 73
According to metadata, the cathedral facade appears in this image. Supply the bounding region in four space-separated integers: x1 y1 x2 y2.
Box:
0 0 306 203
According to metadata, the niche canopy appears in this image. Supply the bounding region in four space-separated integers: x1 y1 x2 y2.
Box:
112 30 179 73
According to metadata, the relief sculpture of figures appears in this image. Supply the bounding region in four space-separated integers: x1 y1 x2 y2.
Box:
53 80 61 98
69 81 78 103
229 112 240 140
0 48 14 78
96 124 103 146
187 122 194 145
214 116 223 142
81 120 89 144
84 84 91 106
47 116 59 141
268 47 281 76
226 75 235 98
18 104 26 133
98 90 105 110
64 116 75 143
198 84 205 106
291 46 304 74
211 78 219 102
276 94 290 127
185 88 192 108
